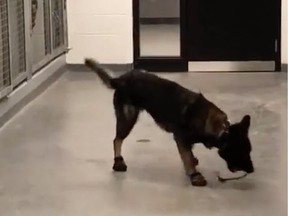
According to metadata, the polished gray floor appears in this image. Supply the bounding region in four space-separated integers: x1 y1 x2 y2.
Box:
0 70 286 216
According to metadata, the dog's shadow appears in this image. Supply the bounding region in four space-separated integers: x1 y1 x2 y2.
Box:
121 163 257 190
203 170 257 191
229 181 256 190
207 178 257 191
127 162 191 187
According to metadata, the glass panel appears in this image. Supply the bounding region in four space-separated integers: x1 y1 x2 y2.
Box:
139 0 180 57
31 0 50 66
8 0 26 81
51 0 64 49
0 0 10 90
43 0 51 55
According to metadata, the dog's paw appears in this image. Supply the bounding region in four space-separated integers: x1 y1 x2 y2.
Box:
113 156 127 172
189 172 207 186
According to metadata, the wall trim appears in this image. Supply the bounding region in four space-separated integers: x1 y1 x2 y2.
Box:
139 17 180 25
188 61 275 72
0 55 66 128
67 64 133 72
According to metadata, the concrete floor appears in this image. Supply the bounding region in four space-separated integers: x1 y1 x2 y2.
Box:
0 70 286 216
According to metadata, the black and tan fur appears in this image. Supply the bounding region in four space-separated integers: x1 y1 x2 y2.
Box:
84 58 254 186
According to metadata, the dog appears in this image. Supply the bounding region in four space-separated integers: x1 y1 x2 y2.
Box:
84 58 254 186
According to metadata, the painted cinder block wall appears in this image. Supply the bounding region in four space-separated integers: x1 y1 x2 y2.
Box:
67 0 287 68
66 0 133 64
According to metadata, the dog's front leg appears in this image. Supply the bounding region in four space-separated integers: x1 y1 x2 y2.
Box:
174 136 207 186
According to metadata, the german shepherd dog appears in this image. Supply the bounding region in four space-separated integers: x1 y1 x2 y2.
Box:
84 58 254 186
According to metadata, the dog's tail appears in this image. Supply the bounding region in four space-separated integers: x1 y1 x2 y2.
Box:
84 58 115 89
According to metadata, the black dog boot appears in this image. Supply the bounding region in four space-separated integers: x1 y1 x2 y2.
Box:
189 172 207 186
113 156 127 172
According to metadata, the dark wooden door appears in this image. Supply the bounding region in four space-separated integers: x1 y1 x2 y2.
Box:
187 0 279 63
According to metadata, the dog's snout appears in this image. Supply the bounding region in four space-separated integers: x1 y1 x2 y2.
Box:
247 169 254 173
245 166 254 173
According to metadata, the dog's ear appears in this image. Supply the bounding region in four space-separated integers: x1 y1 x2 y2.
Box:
240 115 251 132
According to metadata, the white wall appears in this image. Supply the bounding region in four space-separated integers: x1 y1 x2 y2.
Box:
66 0 287 67
66 0 133 64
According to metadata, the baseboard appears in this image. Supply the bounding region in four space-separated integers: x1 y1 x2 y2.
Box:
0 55 66 128
188 61 275 72
67 63 133 72
140 18 180 25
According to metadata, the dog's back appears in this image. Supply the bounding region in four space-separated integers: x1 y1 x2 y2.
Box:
84 58 223 135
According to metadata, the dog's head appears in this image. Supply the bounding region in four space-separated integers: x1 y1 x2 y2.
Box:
218 115 254 173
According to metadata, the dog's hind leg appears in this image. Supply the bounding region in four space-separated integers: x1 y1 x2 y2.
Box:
113 103 139 172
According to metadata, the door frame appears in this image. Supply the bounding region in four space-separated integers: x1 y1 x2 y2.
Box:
133 0 282 72
275 0 281 71
132 0 188 72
